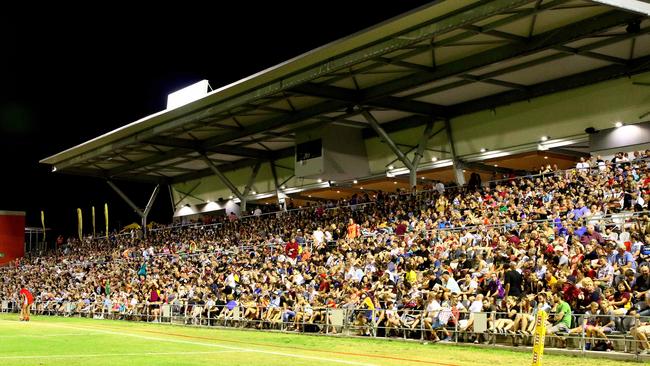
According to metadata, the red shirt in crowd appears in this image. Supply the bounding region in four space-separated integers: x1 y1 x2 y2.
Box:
285 240 299 259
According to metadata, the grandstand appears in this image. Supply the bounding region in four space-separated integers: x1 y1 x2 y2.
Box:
2 1 650 365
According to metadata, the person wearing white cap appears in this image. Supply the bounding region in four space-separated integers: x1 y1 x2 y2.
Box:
555 245 569 267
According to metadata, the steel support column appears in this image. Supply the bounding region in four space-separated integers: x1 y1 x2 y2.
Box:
167 184 176 215
362 110 415 173
443 119 465 186
200 154 245 202
142 184 160 238
107 181 160 238
241 161 262 212
107 181 144 217
410 120 435 188
270 161 286 211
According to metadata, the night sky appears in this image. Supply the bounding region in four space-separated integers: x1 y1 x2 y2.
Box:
1 2 431 238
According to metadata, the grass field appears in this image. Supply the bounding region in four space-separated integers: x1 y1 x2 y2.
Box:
0 314 642 366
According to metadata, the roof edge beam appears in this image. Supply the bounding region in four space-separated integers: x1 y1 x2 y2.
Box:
590 0 650 15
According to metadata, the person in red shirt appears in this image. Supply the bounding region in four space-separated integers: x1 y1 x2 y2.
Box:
19 286 34 321
285 238 299 260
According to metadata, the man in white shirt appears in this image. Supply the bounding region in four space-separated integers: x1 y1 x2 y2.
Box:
576 157 590 172
435 181 445 194
442 272 461 294
312 227 324 245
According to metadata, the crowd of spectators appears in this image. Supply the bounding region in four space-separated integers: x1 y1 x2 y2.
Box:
2 150 650 353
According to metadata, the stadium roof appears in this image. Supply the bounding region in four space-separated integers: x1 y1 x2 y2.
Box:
41 0 650 185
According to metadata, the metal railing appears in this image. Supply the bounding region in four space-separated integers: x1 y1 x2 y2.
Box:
2 300 648 359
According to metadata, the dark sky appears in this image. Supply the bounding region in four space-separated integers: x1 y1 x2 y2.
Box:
1 2 432 237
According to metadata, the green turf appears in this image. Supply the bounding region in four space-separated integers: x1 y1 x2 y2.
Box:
0 314 642 366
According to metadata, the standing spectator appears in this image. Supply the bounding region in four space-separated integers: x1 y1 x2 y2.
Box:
504 262 523 298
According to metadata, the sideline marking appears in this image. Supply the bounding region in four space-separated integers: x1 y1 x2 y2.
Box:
25 321 378 366
0 333 89 338
0 350 244 359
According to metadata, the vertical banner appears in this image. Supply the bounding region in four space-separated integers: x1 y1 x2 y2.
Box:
104 203 109 239
77 208 83 242
41 210 45 242
531 309 547 366
92 206 96 238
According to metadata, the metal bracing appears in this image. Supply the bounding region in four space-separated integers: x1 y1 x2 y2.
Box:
291 83 448 117
362 110 414 172
361 115 431 139
145 136 271 159
60 167 165 185
443 119 465 186
407 22 650 99
106 181 160 238
200 154 245 201
109 100 348 177
169 147 295 184
448 53 650 117
167 184 176 214
319 0 548 86
240 161 262 212
45 0 650 191
411 120 435 188
385 125 448 167
48 1 533 175
106 181 144 217
269 161 286 211
278 175 295 189
553 45 628 65
142 184 160 237
362 10 641 101
173 187 205 207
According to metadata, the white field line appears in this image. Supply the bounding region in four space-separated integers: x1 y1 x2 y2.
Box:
10 321 377 366
0 350 245 359
0 333 89 338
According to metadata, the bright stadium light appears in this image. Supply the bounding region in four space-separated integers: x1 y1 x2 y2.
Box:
615 121 624 128
167 80 210 110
